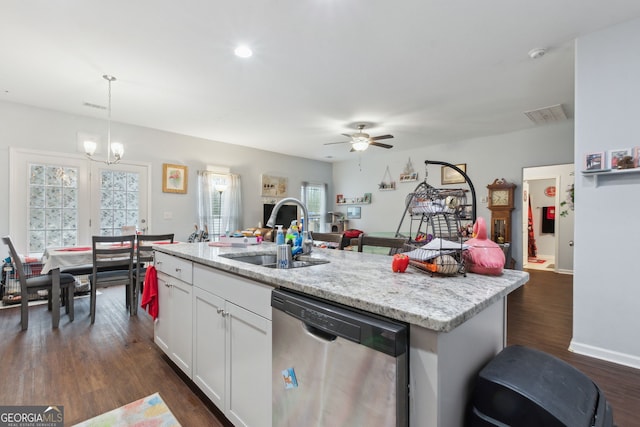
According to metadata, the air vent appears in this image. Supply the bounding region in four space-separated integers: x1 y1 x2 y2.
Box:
524 104 567 125
83 102 106 110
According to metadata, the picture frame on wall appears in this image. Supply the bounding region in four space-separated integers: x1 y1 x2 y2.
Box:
261 174 288 197
162 163 188 194
441 163 467 185
347 206 361 219
608 148 631 170
584 151 605 171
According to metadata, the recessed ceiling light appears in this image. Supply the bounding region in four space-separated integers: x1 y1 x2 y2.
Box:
234 45 253 58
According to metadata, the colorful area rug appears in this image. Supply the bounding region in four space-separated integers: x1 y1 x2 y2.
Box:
73 392 181 427
527 258 546 264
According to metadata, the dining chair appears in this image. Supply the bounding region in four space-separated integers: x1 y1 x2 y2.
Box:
309 232 346 249
131 233 174 315
89 234 135 324
357 234 409 255
2 236 76 330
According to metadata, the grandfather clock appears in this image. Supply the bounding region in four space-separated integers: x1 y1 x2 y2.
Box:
486 178 516 244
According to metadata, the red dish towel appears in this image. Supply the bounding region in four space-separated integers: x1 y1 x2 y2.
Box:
140 265 159 320
57 246 92 252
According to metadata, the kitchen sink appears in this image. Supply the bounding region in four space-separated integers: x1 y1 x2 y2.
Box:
221 253 329 269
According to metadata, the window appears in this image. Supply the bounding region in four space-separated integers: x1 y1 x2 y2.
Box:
301 182 327 232
197 171 242 240
28 164 79 252
98 170 140 236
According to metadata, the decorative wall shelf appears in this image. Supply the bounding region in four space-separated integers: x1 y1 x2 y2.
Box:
336 193 372 205
581 167 640 187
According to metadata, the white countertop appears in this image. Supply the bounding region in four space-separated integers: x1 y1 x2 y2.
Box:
154 242 528 332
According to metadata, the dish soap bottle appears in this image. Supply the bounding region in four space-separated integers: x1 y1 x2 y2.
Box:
275 225 285 245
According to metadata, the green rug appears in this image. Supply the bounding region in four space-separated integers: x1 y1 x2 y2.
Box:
73 392 181 427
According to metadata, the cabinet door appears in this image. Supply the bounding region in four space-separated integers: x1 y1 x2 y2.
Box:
226 302 272 427
169 278 193 377
154 272 171 354
193 287 227 408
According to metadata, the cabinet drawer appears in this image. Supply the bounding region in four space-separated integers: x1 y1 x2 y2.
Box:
194 264 272 320
155 252 193 284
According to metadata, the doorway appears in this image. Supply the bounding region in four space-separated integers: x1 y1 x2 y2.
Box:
522 164 574 274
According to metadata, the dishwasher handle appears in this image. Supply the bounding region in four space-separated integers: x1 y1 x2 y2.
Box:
304 323 338 342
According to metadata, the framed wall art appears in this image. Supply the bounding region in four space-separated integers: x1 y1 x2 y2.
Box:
441 163 467 185
162 163 188 194
583 152 605 171
347 206 361 219
261 174 288 197
608 148 631 169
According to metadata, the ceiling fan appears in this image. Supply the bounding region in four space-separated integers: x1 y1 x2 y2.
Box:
324 124 394 152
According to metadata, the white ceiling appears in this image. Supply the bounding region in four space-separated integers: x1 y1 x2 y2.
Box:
3 1 640 162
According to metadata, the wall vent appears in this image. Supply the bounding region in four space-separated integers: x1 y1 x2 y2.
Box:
524 104 567 125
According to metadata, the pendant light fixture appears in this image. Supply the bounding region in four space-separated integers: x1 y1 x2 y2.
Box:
84 74 124 164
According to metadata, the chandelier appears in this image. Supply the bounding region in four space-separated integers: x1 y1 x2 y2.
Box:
84 75 124 164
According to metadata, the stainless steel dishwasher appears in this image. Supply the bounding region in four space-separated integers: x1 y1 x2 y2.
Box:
272 288 408 427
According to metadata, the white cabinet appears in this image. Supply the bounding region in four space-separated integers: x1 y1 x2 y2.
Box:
154 252 193 377
193 265 272 427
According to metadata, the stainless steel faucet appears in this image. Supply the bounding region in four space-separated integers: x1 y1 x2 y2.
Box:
266 197 313 255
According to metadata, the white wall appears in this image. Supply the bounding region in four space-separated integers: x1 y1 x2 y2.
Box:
0 101 333 252
332 122 574 269
572 19 640 368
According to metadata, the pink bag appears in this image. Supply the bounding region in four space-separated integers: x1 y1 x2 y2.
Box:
463 217 505 275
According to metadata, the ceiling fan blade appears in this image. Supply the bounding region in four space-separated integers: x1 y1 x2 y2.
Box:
370 141 393 149
341 133 353 138
371 134 394 141
324 141 350 146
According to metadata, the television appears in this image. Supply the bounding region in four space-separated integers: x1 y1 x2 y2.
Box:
263 203 298 228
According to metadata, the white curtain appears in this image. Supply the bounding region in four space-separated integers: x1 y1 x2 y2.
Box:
197 171 242 237
226 174 242 234
197 171 215 238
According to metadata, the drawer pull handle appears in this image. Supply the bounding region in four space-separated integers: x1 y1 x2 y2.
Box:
175 267 181 272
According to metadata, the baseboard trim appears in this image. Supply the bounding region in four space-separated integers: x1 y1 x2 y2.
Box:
557 269 573 275
569 340 640 370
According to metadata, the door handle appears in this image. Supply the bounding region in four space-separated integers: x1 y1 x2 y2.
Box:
569 240 574 247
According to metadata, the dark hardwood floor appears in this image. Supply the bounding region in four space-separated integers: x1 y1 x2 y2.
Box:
0 287 224 426
0 271 638 426
508 269 640 427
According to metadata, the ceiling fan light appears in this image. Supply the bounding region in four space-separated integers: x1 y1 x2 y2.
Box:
352 140 369 151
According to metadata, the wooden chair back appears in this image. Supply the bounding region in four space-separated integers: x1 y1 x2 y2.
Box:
357 234 408 255
90 234 135 323
309 232 346 249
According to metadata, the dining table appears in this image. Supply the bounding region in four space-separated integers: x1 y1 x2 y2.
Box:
41 240 179 322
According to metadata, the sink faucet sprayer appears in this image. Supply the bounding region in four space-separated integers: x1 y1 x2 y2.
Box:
266 197 313 256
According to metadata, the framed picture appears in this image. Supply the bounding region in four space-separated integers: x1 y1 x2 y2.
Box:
162 163 188 194
584 152 605 171
347 206 361 219
363 193 372 204
336 194 345 204
441 163 467 185
608 148 631 170
261 174 288 197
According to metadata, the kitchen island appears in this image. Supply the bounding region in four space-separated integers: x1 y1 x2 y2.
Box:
153 242 528 427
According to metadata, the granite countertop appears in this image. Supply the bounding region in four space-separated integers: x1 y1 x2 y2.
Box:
154 242 528 332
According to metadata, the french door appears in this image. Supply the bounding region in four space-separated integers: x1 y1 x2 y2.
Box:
9 148 150 255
